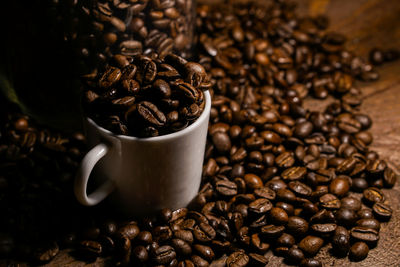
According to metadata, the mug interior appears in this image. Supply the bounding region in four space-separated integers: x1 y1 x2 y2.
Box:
86 90 212 142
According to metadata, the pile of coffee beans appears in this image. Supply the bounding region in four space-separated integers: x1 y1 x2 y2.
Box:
83 53 211 137
68 1 399 266
74 0 196 75
0 108 88 263
1 0 399 266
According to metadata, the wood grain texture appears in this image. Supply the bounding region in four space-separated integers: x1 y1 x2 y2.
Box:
2 0 399 266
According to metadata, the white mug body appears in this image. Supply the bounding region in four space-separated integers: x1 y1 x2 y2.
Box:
75 91 211 215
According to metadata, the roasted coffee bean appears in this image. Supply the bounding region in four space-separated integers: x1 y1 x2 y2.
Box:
288 181 312 197
287 216 309 236
137 101 166 127
226 251 249 267
269 207 289 225
191 255 209 267
295 121 314 138
356 219 380 231
352 178 368 192
311 223 337 235
286 246 305 263
254 187 276 200
349 242 369 261
319 194 341 209
329 177 350 197
193 223 216 243
277 233 296 247
249 198 273 214
79 240 102 258
193 244 214 261
216 180 237 196
372 202 392 220
250 233 270 252
383 167 397 188
33 242 59 263
332 226 350 255
212 132 231 154
261 225 285 238
341 197 362 211
244 174 263 190
99 67 121 89
152 245 176 265
336 208 358 228
363 187 384 204
300 258 322 267
118 223 140 240
277 189 297 203
282 167 307 180
350 226 379 244
132 245 149 262
298 236 324 256
171 239 192 256
358 209 374 219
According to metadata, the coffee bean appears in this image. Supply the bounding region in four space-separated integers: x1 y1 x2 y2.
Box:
254 187 276 200
152 245 176 265
329 177 350 197
261 225 285 238
137 101 166 127
216 180 237 197
282 166 307 180
363 187 384 204
132 245 149 262
171 239 192 256
244 174 263 190
300 258 322 267
336 208 358 228
193 223 216 243
350 226 379 244
358 209 374 219
79 240 102 258
298 236 324 256
332 226 350 255
287 216 309 236
341 197 362 211
288 181 312 197
372 202 392 220
294 121 313 138
311 223 337 235
383 167 398 188
226 251 249 267
286 246 305 263
277 233 296 247
269 207 289 225
356 219 380 231
349 242 369 261
193 244 214 261
249 198 273 214
212 132 232 154
319 194 341 209
352 178 368 192
33 242 59 263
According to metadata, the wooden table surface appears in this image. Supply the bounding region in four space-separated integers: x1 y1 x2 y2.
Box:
3 0 400 266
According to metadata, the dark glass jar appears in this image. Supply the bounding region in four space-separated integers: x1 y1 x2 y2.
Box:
75 0 197 75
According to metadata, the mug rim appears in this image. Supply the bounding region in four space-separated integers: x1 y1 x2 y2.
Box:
86 90 211 142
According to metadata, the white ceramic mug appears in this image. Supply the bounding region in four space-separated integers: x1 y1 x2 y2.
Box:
74 91 211 215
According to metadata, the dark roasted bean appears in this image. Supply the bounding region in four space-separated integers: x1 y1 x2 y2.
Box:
349 242 369 261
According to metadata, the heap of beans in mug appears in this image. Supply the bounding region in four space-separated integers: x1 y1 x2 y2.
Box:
83 53 211 137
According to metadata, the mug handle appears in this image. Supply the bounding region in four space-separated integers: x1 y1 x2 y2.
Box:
74 143 116 206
